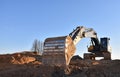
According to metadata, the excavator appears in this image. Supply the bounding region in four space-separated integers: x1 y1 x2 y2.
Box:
42 26 111 66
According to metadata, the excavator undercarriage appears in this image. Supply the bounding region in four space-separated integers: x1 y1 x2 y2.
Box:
84 52 111 60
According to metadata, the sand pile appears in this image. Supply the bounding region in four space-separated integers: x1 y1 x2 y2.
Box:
0 52 36 64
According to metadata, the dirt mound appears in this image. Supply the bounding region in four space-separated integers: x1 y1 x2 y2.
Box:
0 52 37 64
0 52 120 77
65 60 120 77
70 55 83 61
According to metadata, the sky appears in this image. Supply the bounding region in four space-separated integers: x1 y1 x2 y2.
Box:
0 0 120 59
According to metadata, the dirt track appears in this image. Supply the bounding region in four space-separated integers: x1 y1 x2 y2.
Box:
0 52 120 77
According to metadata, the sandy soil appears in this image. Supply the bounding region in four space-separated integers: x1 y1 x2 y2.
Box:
0 52 120 77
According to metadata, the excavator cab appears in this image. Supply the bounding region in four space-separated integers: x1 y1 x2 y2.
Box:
100 37 110 51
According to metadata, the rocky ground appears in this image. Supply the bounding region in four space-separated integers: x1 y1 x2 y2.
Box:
0 52 120 77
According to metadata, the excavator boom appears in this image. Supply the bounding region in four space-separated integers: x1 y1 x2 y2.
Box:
69 26 97 45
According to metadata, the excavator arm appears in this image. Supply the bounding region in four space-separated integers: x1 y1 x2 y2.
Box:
42 26 111 66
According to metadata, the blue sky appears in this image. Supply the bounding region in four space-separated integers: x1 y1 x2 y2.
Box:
0 0 120 59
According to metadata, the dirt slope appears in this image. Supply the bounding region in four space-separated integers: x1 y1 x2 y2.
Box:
0 52 120 77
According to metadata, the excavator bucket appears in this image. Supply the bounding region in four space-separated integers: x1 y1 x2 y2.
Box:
42 36 76 66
